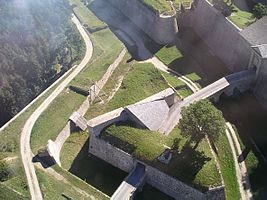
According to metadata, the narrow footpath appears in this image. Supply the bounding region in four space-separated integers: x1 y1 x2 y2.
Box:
20 14 93 200
144 56 200 93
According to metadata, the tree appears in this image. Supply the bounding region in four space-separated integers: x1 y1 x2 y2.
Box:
179 100 226 149
253 3 267 19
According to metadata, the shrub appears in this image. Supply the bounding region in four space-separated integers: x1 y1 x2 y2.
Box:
0 161 11 182
253 3 267 19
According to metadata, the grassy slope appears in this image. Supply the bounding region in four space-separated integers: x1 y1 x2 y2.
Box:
36 168 108 200
31 28 123 153
214 133 241 200
0 184 26 200
0 67 78 199
228 5 256 29
156 45 202 85
69 0 106 29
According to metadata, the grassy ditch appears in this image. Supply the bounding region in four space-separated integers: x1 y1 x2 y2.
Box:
36 167 108 200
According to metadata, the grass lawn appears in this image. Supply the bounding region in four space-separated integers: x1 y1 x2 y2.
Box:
0 184 26 200
139 0 192 13
60 132 127 196
162 72 193 97
104 62 169 110
156 45 203 87
36 167 108 200
69 0 106 29
228 5 256 29
214 132 241 200
102 124 221 191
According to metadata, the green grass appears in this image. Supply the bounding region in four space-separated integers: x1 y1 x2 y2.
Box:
0 184 26 200
139 0 192 13
141 0 171 13
84 53 133 119
69 0 106 29
156 46 183 66
214 133 241 200
98 62 169 113
156 46 202 88
31 28 123 153
102 124 221 190
228 5 256 29
60 132 127 196
36 167 108 200
162 73 193 98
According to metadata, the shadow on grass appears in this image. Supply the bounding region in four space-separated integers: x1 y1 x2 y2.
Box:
88 0 162 61
154 141 211 191
69 138 127 196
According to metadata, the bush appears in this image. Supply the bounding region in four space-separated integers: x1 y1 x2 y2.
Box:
253 3 267 19
0 161 11 182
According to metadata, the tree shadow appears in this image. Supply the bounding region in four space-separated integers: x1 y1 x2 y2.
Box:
155 141 212 191
69 138 127 196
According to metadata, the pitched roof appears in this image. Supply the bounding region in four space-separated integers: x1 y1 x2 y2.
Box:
240 16 267 46
125 100 169 131
252 44 267 58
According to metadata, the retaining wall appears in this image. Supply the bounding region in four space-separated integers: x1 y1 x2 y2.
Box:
178 0 252 72
89 135 225 199
107 0 178 44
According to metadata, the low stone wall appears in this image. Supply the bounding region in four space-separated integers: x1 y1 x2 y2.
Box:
107 0 178 44
178 0 252 72
89 135 225 199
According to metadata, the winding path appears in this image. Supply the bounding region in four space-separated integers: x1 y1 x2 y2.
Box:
20 14 93 200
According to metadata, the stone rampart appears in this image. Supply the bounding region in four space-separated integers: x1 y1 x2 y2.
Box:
89 135 225 199
145 165 206 199
178 0 252 72
89 134 134 172
107 0 178 44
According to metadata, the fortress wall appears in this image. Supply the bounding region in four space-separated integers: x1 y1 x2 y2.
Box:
89 135 225 199
89 134 134 173
178 0 251 72
106 0 178 44
145 165 206 200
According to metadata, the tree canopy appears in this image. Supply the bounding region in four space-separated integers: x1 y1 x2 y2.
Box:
179 100 226 148
0 0 85 126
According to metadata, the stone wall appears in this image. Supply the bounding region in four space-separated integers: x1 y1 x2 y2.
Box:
178 0 252 72
106 0 178 44
145 165 206 199
89 135 225 199
89 134 134 172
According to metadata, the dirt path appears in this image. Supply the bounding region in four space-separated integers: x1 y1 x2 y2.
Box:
20 14 93 200
226 123 253 200
144 57 200 93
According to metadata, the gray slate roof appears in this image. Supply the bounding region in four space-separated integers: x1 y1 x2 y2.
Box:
240 16 267 46
253 44 267 58
125 100 169 131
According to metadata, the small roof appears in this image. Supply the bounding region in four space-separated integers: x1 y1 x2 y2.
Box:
240 16 267 46
252 44 267 58
125 100 169 131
